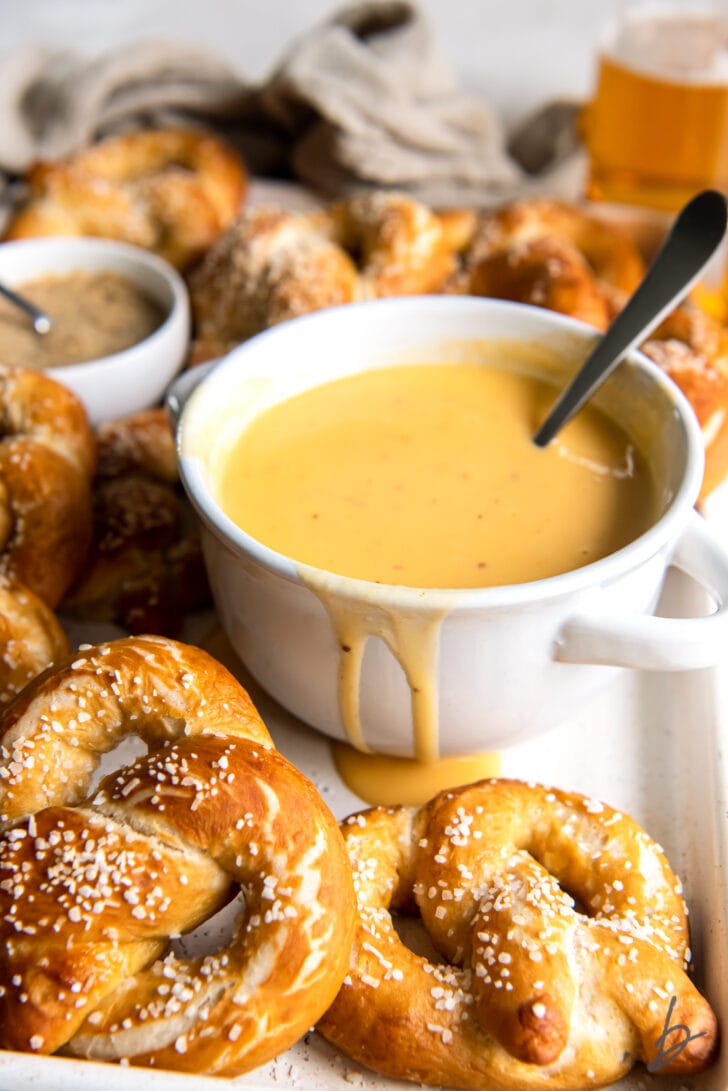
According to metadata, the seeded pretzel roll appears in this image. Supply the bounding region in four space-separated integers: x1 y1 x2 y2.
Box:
0 365 94 606
319 779 718 1090
0 576 69 707
0 635 356 1076
189 193 476 361
5 128 247 270
62 408 211 634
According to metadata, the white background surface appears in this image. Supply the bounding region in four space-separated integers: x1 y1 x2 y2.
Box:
3 0 725 132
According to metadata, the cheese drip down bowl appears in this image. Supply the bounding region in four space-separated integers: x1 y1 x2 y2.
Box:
172 296 728 760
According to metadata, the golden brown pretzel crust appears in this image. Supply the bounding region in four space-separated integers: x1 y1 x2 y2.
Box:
641 303 728 498
460 236 611 331
319 779 718 1090
5 128 247 270
0 635 356 1076
188 193 476 361
0 576 69 706
462 198 646 298
453 197 728 497
62 408 211 634
0 366 94 606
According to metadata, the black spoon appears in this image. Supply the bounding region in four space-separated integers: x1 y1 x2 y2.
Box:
533 189 728 447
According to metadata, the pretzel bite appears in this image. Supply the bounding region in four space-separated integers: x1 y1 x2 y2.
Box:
0 365 94 606
5 128 247 270
62 408 211 634
319 779 718 1090
189 194 475 361
0 635 356 1076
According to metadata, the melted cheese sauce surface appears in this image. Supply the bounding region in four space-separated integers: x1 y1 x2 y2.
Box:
217 363 656 589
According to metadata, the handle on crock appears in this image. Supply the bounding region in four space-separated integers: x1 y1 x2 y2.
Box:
165 360 216 428
556 510 728 670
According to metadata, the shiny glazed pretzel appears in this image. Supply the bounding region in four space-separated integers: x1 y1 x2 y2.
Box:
318 779 718 1090
0 365 95 607
0 635 356 1076
5 128 248 270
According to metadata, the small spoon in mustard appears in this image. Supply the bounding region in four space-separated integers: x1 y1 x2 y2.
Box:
0 280 52 334
533 188 728 447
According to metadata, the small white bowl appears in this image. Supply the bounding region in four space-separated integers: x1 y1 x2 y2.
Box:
0 237 190 424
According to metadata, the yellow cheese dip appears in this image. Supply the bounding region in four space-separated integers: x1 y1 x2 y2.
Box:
0 270 165 369
216 362 657 589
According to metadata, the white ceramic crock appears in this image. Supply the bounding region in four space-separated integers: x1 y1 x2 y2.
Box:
172 296 728 760
0 237 190 424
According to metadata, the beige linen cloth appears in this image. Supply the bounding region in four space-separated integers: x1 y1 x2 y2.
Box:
0 0 585 222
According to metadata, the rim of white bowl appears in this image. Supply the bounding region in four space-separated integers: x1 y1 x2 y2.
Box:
0 237 190 378
177 296 706 610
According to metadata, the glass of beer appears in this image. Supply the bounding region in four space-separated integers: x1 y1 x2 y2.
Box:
582 5 728 213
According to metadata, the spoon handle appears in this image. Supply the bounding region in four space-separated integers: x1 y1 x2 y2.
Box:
533 189 728 447
0 281 52 334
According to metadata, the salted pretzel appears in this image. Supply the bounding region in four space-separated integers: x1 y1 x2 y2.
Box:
457 235 611 330
641 302 728 498
0 635 355 1076
4 128 248 270
188 193 476 361
0 365 94 606
0 576 69 706
62 408 211 634
461 198 646 299
319 779 718 1090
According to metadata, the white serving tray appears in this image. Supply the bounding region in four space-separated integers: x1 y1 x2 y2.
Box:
1 563 727 1091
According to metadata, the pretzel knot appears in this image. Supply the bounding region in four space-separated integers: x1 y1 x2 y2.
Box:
0 636 355 1076
319 779 718 1090
5 128 248 270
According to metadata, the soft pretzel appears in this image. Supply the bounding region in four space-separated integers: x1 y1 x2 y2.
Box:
62 408 211 634
0 635 356 1076
4 128 247 270
640 302 728 498
0 576 69 706
0 365 94 606
457 235 611 330
188 193 476 361
319 779 718 1090
461 198 645 299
